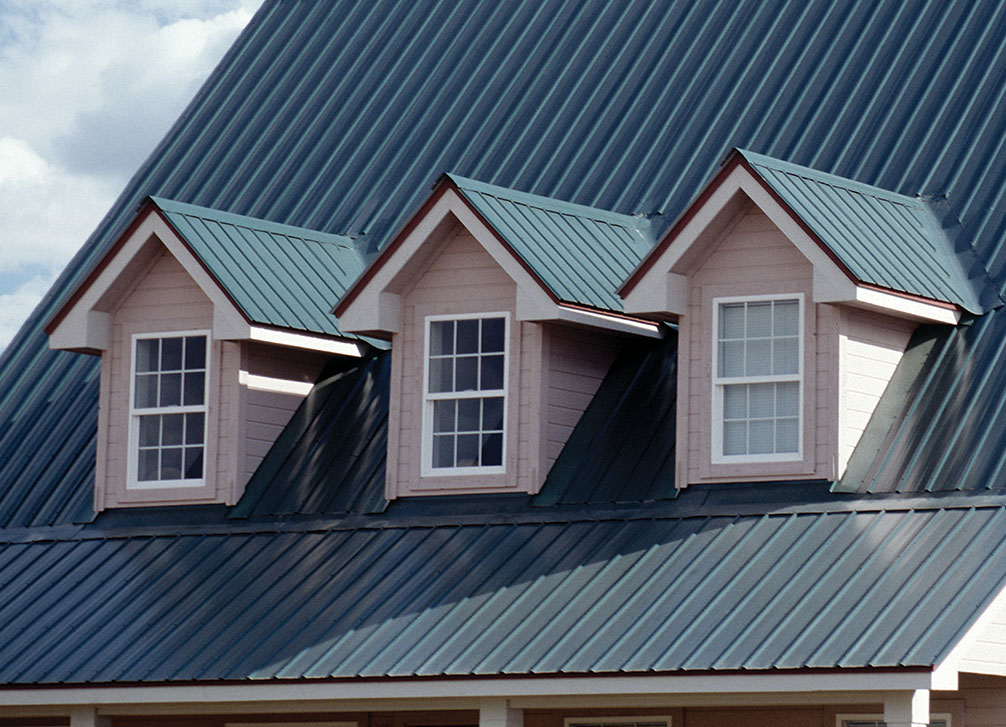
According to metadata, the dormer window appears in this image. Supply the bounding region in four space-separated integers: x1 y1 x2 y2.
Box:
712 295 802 463
423 314 508 474
129 332 209 488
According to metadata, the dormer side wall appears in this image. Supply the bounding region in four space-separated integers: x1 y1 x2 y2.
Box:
681 202 834 485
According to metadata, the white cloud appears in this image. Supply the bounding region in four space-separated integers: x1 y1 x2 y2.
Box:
0 0 262 352
0 274 58 353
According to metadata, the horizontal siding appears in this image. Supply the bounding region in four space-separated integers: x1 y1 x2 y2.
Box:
545 325 619 468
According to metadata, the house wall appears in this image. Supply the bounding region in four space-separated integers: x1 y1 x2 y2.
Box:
101 248 237 508
681 201 831 485
837 307 916 477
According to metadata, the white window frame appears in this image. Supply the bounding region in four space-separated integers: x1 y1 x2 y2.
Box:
836 713 950 727
127 330 210 490
711 293 804 464
421 312 509 477
565 717 672 727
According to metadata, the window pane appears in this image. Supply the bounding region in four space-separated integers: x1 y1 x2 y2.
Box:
777 417 799 453
184 336 206 370
162 413 184 446
749 383 775 418
430 320 454 356
749 420 774 454
160 447 183 479
429 358 453 393
161 337 183 371
458 398 480 432
135 374 158 408
456 319 479 354
720 303 745 339
138 449 159 481
159 373 182 407
184 447 203 479
433 400 455 433
136 339 159 373
139 415 160 446
774 300 799 336
723 421 747 455
433 434 454 468
455 356 478 391
483 397 504 431
185 412 205 444
747 302 772 337
481 317 505 352
719 340 744 376
481 354 504 390
456 434 479 466
183 371 205 406
723 385 746 419
774 337 799 375
745 339 772 376
776 382 799 416
481 433 503 466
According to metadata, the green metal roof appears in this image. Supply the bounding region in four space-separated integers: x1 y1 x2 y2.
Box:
448 174 656 312
740 150 999 313
153 197 368 338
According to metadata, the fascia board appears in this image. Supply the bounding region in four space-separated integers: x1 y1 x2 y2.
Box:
0 670 940 713
248 326 364 357
48 212 250 351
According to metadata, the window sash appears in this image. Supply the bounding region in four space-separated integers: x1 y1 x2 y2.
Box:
422 313 509 476
712 294 803 463
128 331 210 489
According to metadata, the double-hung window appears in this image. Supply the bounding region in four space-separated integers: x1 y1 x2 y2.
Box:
423 314 507 474
129 332 208 488
713 295 802 462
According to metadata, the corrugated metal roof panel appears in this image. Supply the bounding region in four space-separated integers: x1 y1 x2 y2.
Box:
741 150 997 312
0 506 1003 683
153 197 368 338
4 0 1006 527
449 175 655 312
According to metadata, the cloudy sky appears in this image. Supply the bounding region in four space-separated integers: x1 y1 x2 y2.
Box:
0 0 264 351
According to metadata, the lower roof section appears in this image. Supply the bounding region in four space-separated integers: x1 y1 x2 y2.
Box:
1 502 1003 685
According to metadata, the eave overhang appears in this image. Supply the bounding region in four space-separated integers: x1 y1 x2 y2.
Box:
334 176 661 339
0 668 951 716
45 201 364 357
620 153 964 326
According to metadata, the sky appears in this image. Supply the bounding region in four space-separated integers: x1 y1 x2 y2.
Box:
0 0 264 351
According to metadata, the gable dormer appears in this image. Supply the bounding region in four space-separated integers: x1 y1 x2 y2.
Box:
336 174 661 498
46 198 369 509
621 150 998 487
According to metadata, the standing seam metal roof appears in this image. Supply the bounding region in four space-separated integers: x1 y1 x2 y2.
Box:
0 504 1003 683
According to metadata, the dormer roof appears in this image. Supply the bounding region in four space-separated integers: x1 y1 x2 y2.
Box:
335 174 660 338
46 197 370 355
622 150 1000 323
447 174 656 313
738 150 999 313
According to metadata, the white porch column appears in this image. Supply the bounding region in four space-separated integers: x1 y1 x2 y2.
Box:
884 689 930 727
480 697 524 727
